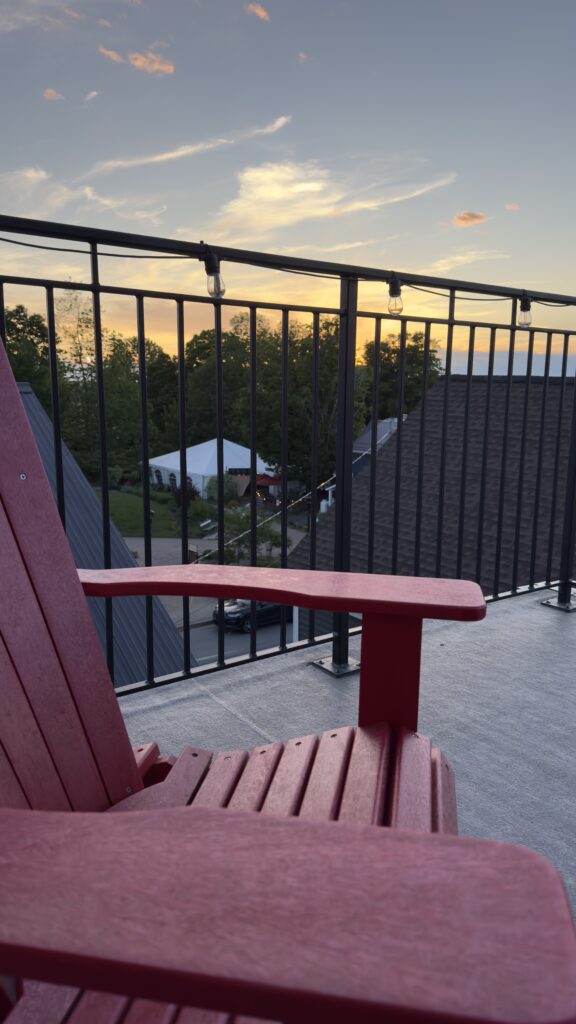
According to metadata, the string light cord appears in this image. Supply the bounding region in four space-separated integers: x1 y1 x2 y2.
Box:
193 447 371 564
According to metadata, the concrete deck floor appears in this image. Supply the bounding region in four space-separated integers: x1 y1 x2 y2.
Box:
119 588 576 908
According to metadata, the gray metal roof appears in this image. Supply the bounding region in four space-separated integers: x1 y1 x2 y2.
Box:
18 383 187 686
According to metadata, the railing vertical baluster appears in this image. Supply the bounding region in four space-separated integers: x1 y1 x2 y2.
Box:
136 295 154 684
328 275 358 674
476 326 496 583
0 282 6 346
512 328 535 593
308 311 320 641
214 300 226 668
90 242 114 679
45 286 66 528
530 332 552 589
546 333 570 585
249 305 258 655
367 317 381 574
545 335 565 585
414 321 431 577
279 308 289 651
456 325 475 578
391 319 407 575
556 365 576 609
436 289 455 578
493 300 517 596
176 299 190 675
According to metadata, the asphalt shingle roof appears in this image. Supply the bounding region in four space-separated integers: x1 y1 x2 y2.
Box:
290 375 575 634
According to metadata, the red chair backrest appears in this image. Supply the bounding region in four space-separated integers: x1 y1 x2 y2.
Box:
0 341 141 810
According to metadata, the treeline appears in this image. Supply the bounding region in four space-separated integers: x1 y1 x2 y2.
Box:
5 302 442 488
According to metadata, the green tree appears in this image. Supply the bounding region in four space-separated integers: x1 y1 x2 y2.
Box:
220 505 289 565
362 330 443 420
4 304 53 411
184 327 250 446
205 473 240 506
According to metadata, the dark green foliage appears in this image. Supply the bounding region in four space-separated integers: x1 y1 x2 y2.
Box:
4 305 53 411
4 303 442 498
362 331 443 420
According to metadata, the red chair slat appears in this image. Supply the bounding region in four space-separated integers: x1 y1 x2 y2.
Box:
259 735 318 817
431 747 458 834
0 633 70 810
227 743 283 812
190 751 248 808
388 730 433 831
337 724 391 825
0 742 30 810
65 991 130 1024
109 749 212 813
298 726 354 821
6 981 78 1023
0 502 109 810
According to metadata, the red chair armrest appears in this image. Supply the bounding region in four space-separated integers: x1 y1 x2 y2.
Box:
0 806 574 1024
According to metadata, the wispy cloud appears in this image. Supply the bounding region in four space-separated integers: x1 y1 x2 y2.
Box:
424 250 509 275
505 202 520 210
282 240 376 255
99 45 124 63
82 138 233 177
0 167 50 186
43 87 64 101
244 3 270 20
84 90 100 102
0 0 66 33
452 210 486 227
62 7 81 18
247 114 291 137
97 18 112 27
128 50 175 75
211 161 456 241
80 114 291 179
0 165 167 225
297 51 308 63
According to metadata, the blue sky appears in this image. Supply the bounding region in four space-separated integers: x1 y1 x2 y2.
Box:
1 0 576 341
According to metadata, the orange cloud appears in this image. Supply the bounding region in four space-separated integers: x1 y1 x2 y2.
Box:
97 18 112 27
505 202 519 210
99 45 124 63
128 50 174 75
62 7 81 18
43 88 64 101
298 51 308 63
452 211 486 227
245 3 270 20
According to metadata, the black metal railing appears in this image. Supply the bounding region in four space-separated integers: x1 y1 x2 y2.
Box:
1 213 575 694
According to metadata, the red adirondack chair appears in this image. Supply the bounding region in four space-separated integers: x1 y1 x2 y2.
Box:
0 338 510 1022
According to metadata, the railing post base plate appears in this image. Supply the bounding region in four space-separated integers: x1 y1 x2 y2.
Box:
313 656 360 677
541 596 576 613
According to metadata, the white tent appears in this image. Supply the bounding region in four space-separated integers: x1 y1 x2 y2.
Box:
148 439 268 497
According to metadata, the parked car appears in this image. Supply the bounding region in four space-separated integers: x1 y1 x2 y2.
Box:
212 598 293 632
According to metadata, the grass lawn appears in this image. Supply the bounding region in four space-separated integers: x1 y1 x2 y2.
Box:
104 490 180 538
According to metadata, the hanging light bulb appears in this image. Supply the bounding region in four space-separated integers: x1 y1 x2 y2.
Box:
388 273 403 315
518 291 532 327
203 247 226 298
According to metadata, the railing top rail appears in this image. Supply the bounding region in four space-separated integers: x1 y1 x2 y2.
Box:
1 213 576 309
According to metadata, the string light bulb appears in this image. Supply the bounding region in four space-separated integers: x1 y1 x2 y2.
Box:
518 291 532 327
388 273 403 315
202 246 226 299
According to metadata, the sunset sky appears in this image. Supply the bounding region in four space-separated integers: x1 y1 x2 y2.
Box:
1 0 576 346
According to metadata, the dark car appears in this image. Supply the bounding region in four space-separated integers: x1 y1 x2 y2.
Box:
212 598 293 632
